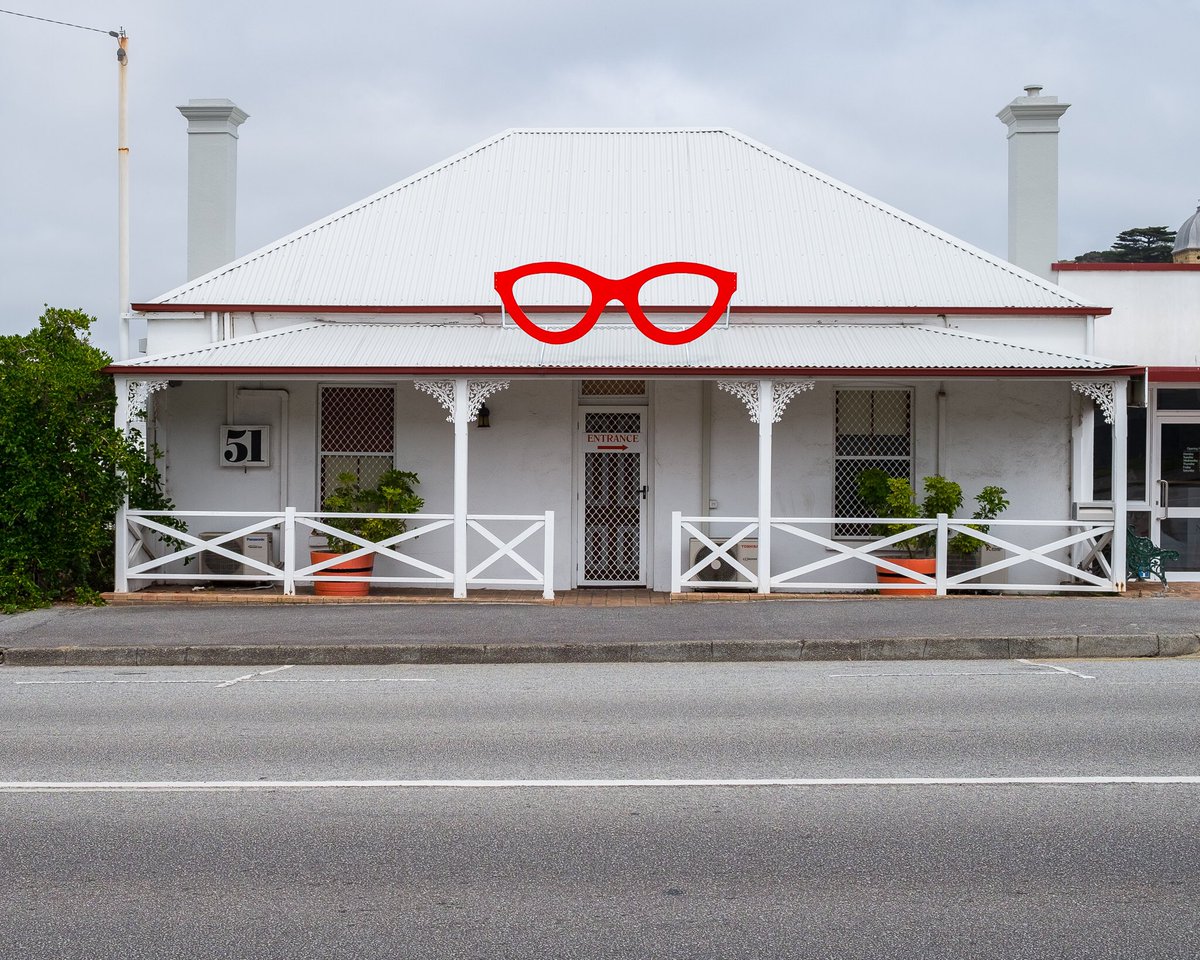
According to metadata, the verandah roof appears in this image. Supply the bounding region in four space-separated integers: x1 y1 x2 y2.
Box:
106 322 1130 378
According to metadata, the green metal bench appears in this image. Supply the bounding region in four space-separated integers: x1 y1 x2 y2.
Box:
1126 529 1180 588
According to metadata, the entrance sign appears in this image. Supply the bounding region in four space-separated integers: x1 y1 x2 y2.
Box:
495 261 737 346
583 430 643 454
220 425 270 467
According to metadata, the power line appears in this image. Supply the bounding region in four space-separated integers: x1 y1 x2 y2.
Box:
0 7 120 36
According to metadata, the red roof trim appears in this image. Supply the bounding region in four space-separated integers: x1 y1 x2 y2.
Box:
131 302 1110 317
104 364 1137 379
1053 262 1200 272
1149 367 1200 382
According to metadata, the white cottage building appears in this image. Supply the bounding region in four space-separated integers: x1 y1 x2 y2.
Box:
107 93 1140 597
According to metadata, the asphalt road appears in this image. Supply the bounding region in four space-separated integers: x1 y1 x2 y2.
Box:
3 660 1199 958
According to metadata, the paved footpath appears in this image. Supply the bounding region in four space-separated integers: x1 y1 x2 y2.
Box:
2 594 1199 666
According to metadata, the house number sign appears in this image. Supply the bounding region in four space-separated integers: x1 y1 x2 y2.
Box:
220 425 270 468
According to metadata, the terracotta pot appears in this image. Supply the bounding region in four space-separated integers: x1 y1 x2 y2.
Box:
311 550 374 596
875 557 936 596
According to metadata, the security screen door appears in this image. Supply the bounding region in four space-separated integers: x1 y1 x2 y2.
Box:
579 409 647 585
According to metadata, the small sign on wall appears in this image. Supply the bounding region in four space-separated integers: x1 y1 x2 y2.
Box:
220 425 270 467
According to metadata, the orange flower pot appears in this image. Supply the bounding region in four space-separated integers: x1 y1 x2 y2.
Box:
875 557 936 596
311 551 375 597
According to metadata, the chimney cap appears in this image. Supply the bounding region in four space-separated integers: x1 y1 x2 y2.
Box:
1023 84 1044 97
178 98 249 135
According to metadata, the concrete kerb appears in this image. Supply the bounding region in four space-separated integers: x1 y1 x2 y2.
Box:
3 634 1198 667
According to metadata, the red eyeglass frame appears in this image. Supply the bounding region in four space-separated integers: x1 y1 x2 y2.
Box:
493 261 738 345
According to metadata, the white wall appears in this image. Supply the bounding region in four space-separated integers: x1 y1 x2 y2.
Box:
1054 269 1200 366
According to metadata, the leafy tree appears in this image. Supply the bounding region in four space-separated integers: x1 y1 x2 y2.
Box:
1073 226 1176 263
0 308 173 612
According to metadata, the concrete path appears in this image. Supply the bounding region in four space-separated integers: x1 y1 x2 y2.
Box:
3 594 1199 666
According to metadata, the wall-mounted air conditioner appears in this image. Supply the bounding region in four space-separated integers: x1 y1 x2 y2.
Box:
199 532 274 578
688 538 758 587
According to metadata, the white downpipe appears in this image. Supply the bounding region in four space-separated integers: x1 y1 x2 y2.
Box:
114 376 130 592
1111 378 1128 590
453 378 469 598
935 387 947 476
757 379 772 594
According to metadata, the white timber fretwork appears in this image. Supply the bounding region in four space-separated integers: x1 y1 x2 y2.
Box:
1071 380 1116 425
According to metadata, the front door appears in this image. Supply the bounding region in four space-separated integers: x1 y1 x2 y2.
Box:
1154 418 1200 576
578 408 647 585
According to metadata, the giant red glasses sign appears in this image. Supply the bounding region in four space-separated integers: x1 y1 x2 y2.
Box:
494 261 737 345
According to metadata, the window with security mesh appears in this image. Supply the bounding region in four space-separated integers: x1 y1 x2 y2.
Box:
833 389 912 538
319 386 395 501
580 380 647 399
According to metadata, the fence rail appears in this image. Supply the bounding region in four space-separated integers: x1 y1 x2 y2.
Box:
119 507 554 598
672 513 1120 594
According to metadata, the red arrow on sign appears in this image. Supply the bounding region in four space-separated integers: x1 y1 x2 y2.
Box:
597 444 629 450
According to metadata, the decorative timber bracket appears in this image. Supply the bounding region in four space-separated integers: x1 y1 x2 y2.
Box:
1072 380 1116 426
414 379 511 422
717 379 816 423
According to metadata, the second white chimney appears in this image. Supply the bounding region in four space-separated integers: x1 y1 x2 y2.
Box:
996 85 1069 280
177 98 249 281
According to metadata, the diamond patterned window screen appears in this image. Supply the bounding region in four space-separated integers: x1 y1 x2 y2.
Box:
319 386 395 501
583 411 643 582
833 389 912 538
581 379 647 398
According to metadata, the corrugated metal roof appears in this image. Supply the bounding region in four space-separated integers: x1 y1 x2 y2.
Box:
143 129 1096 312
112 321 1119 373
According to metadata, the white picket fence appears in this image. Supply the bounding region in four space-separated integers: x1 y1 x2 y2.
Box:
118 507 555 598
672 513 1120 594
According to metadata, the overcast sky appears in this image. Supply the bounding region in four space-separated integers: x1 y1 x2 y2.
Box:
2 0 1197 355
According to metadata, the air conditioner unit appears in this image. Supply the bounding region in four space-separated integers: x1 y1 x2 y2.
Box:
199 532 274 577
688 538 758 587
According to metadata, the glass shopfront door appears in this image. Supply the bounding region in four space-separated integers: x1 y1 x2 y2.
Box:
1154 418 1200 575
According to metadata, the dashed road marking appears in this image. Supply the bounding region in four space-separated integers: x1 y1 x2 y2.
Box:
216 665 295 687
1017 659 1095 680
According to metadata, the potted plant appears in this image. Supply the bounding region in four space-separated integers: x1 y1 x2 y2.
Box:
311 469 424 596
946 484 1011 581
856 470 1007 594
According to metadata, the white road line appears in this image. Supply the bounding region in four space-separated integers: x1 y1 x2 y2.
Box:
250 678 435 684
829 672 1065 679
1017 659 1096 680
1 776 1198 794
216 665 294 688
13 679 216 686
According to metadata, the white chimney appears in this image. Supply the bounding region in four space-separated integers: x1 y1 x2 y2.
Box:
177 98 249 281
996 85 1069 280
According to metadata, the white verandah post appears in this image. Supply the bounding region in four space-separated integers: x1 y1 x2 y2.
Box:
757 379 773 594
453 378 469 599
1111 378 1128 591
113 375 130 593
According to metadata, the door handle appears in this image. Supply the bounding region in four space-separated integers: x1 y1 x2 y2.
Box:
1159 479 1170 519
639 485 649 500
